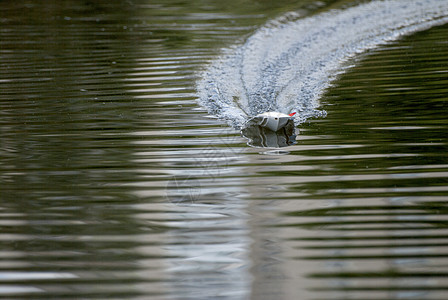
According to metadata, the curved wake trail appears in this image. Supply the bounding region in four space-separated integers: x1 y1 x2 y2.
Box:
197 0 448 128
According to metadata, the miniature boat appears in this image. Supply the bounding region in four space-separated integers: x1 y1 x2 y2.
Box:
251 111 296 132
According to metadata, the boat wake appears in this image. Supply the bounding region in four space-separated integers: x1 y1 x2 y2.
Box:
196 0 448 131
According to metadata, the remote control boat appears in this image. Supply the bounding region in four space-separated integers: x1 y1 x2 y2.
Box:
250 111 296 132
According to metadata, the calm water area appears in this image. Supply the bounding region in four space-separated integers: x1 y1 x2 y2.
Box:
1 0 448 299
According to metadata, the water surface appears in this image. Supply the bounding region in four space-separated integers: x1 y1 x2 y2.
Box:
1 0 448 299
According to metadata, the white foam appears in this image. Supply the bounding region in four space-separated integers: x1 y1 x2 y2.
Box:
197 0 448 128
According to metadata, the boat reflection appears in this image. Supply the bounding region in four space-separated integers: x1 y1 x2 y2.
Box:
241 119 297 148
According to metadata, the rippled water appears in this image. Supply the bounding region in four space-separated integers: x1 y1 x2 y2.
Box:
1 0 448 299
197 0 448 128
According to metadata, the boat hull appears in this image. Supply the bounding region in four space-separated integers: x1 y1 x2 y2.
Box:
251 112 294 132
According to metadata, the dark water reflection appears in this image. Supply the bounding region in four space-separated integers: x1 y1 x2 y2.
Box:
1 0 448 299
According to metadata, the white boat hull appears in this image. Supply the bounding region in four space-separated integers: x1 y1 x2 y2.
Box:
251 111 294 132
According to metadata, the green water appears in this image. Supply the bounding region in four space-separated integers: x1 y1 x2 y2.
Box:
1 0 448 299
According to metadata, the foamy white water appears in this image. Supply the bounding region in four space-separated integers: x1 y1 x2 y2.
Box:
197 0 448 128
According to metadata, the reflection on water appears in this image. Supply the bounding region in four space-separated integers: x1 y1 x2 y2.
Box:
1 0 448 299
241 120 297 148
